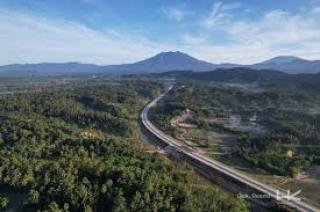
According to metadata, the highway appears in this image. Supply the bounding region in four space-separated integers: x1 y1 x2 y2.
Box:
140 86 319 212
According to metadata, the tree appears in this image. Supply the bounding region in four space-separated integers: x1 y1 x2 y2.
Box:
0 196 9 209
27 189 40 204
46 202 63 212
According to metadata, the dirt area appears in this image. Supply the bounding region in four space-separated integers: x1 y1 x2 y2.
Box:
289 166 320 206
215 150 320 208
296 165 320 183
79 130 98 139
170 109 237 156
170 109 195 127
249 167 320 208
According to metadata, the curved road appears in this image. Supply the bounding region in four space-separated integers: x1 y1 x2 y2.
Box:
141 85 319 212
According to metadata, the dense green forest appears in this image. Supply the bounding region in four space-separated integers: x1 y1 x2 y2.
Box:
0 80 247 211
150 80 320 177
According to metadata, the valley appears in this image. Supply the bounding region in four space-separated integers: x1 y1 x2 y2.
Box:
2 0 320 211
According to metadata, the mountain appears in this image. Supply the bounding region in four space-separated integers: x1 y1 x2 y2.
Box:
0 52 319 76
105 51 219 73
251 56 320 74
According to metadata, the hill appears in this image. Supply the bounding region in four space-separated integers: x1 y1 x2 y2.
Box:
251 56 320 74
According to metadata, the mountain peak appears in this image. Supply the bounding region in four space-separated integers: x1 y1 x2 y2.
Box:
128 51 217 72
260 56 308 65
154 51 193 58
158 50 185 54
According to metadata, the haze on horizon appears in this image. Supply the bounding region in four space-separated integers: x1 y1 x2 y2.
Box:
1 0 320 65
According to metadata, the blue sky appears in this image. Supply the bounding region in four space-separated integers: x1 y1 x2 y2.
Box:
0 0 320 65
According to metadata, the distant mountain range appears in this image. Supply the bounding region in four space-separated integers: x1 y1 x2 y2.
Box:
0 51 319 76
0 62 105 76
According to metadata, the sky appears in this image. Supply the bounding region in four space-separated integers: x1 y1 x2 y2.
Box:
0 0 320 65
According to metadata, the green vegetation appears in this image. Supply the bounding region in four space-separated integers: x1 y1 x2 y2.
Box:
0 195 9 209
0 79 247 211
151 81 320 177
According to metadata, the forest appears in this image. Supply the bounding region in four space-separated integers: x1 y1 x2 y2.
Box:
0 79 247 211
150 80 320 177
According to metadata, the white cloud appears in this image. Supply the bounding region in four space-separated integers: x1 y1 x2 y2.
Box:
161 6 190 22
226 8 320 58
0 9 173 65
201 1 242 29
227 10 320 46
183 40 272 65
183 3 320 64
